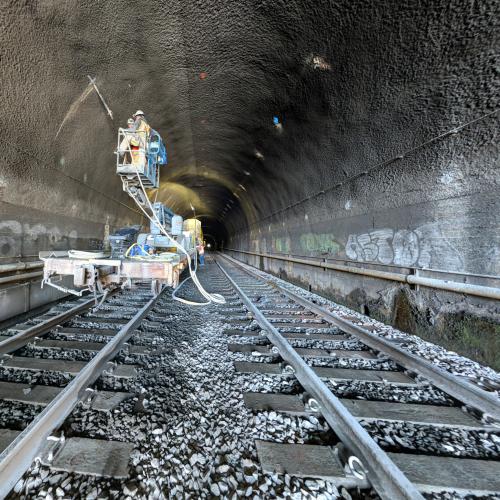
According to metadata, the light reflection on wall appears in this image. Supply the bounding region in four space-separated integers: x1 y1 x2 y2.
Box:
158 169 259 228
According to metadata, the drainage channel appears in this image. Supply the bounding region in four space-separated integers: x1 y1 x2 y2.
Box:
0 284 162 498
216 253 500 499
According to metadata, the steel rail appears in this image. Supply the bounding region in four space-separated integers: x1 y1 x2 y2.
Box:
0 287 164 498
216 256 424 500
222 253 500 420
275 285 500 419
0 294 106 355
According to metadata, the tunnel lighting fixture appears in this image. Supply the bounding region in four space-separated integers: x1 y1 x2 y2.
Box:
190 203 195 212
232 192 240 199
238 184 246 191
254 150 264 160
243 170 251 176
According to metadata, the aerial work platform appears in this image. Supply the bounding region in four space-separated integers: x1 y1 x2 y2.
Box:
40 113 215 302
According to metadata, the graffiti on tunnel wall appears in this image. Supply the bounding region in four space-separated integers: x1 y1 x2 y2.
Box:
346 222 463 269
270 233 341 256
299 233 341 255
273 237 291 253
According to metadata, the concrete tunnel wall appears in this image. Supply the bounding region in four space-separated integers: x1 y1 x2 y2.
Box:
222 0 500 369
0 1 499 365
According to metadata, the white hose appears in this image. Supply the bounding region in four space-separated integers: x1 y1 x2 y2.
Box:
123 160 225 306
68 250 107 259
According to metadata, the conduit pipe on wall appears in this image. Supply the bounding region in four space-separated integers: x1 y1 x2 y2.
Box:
0 261 43 274
406 275 500 301
227 249 500 301
0 271 44 285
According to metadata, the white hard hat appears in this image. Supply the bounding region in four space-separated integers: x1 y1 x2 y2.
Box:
133 110 145 117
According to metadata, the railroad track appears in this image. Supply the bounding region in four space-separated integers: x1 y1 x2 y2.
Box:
0 284 162 497
215 253 500 499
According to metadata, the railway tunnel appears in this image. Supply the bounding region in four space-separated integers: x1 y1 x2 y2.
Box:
2 0 499 367
0 1 500 498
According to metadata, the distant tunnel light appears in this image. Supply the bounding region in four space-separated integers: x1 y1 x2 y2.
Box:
254 150 264 160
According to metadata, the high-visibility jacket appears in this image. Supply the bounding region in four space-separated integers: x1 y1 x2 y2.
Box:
133 117 151 148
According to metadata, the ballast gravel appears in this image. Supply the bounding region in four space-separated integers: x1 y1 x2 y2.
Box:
4 259 500 499
8 265 348 499
232 258 500 385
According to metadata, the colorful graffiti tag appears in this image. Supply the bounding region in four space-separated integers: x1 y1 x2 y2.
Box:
346 222 463 269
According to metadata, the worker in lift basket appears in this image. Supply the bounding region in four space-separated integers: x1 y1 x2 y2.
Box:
131 110 151 149
129 136 146 167
118 118 135 163
196 240 205 267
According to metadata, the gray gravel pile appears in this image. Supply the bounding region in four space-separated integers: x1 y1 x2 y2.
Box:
48 330 114 344
273 326 341 335
230 349 399 372
223 334 268 346
231 352 277 364
361 419 500 459
0 401 39 429
0 366 72 388
17 345 95 362
325 379 455 405
238 373 303 395
287 338 366 351
305 357 398 371
0 329 18 338
221 329 366 352
423 493 498 500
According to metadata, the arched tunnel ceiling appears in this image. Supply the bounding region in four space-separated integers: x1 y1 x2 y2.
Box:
1 0 498 248
156 0 499 242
